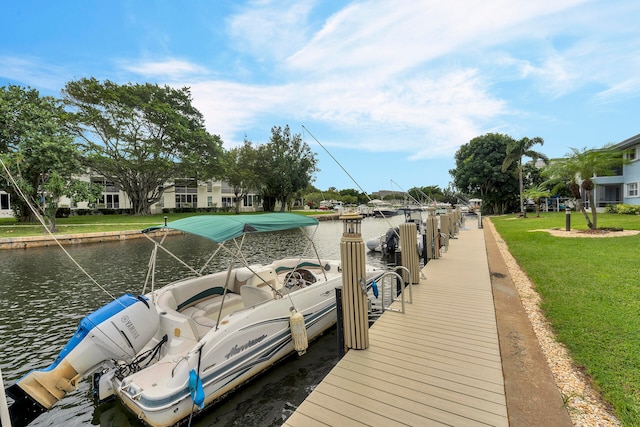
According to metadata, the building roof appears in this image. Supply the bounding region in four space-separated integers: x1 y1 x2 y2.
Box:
613 133 640 150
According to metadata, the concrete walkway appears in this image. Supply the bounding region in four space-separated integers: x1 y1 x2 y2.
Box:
284 221 572 426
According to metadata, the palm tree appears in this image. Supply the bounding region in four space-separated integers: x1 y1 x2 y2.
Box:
501 137 548 218
522 185 551 218
542 145 625 229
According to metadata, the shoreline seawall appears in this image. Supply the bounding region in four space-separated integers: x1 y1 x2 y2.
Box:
0 213 341 250
0 230 159 250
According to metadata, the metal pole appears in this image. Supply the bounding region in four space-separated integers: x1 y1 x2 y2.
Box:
422 233 427 265
335 286 345 358
565 208 571 231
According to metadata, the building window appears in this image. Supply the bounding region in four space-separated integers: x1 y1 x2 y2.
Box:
0 193 9 210
627 182 639 197
207 196 213 207
222 197 233 208
175 194 197 207
92 178 120 209
626 147 637 161
207 181 212 192
98 194 120 209
221 182 234 193
175 183 198 208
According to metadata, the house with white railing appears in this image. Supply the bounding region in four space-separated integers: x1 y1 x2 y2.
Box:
592 132 640 208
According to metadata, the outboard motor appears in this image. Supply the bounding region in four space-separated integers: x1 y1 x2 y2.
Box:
7 294 159 427
382 227 399 256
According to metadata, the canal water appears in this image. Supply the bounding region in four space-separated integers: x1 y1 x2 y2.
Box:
1 215 405 427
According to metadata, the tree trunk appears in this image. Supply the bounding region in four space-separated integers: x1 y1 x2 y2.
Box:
587 189 598 229
46 215 58 233
576 197 593 229
234 194 241 214
519 160 526 218
262 195 275 212
129 190 151 215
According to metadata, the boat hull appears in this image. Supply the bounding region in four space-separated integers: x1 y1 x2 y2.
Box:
105 261 384 427
114 285 338 426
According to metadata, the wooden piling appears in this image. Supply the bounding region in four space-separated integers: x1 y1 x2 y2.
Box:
339 213 369 350
440 213 450 252
452 208 460 236
425 208 439 260
399 223 419 285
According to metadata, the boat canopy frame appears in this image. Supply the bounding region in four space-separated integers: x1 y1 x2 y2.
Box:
142 213 319 244
140 213 326 326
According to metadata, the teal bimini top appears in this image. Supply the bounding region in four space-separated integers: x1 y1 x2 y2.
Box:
143 212 319 243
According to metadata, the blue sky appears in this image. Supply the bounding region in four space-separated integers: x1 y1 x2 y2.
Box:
2 0 639 194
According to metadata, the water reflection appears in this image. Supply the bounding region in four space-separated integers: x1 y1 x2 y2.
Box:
1 215 403 427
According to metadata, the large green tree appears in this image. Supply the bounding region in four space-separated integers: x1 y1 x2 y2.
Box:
338 188 368 205
222 139 260 214
257 125 318 212
543 146 625 229
0 85 100 230
450 133 519 214
62 78 224 215
501 136 548 217
408 185 445 205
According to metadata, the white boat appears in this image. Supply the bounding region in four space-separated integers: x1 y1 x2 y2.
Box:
368 200 399 217
366 208 425 256
365 227 425 257
7 213 384 427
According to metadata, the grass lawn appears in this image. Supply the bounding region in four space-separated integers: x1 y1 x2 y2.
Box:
0 210 332 237
490 212 640 425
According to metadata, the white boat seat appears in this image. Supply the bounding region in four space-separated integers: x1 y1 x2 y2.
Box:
192 315 216 328
181 306 204 318
194 293 242 315
156 290 178 311
234 267 255 286
235 266 278 291
240 285 274 307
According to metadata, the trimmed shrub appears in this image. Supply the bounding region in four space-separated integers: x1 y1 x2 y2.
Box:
609 204 640 215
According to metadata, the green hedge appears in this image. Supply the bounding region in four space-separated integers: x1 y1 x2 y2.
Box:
605 204 640 215
161 207 233 214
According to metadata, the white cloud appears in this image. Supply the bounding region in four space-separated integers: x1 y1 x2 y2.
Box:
11 0 636 166
486 1 640 102
187 80 293 145
0 56 67 92
286 0 588 77
183 65 503 161
225 0 316 62
594 77 640 104
122 59 209 79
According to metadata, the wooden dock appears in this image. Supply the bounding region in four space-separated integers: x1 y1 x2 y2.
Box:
284 225 508 426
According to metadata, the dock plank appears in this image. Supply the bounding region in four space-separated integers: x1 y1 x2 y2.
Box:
286 226 509 426
328 364 508 420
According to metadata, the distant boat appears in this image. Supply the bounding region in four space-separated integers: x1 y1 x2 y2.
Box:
356 204 374 217
368 200 399 217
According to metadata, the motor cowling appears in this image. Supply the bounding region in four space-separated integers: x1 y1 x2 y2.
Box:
382 227 399 255
7 294 159 427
